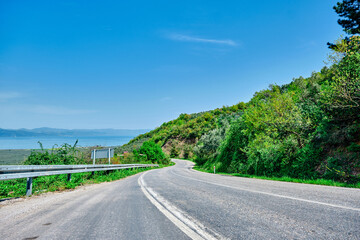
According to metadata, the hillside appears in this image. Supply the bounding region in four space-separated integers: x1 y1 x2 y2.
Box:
118 36 360 184
116 103 245 156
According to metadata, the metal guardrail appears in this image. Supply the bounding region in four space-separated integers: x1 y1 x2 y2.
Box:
0 164 158 196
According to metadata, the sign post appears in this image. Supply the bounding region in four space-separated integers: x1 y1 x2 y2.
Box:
93 149 96 165
91 148 114 165
108 148 111 165
214 166 216 174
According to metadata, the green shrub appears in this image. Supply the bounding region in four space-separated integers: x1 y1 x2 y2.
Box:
25 141 86 165
215 118 248 173
170 144 180 158
139 141 169 164
183 144 192 159
193 118 232 167
290 143 322 179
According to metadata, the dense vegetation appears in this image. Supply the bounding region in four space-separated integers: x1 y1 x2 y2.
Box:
197 34 360 183
201 47 359 182
122 1 360 184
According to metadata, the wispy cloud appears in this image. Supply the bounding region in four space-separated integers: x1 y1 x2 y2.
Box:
0 91 22 101
168 33 237 46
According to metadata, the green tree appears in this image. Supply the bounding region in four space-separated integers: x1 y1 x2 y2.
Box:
139 141 168 164
322 36 360 120
193 118 231 166
243 86 310 148
334 0 360 35
215 118 248 173
328 0 359 49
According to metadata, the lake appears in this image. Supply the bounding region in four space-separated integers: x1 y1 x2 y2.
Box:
0 136 133 150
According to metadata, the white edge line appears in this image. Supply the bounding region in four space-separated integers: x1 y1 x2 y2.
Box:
171 168 360 212
138 171 224 240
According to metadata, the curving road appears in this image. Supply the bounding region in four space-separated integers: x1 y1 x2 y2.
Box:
1 159 359 239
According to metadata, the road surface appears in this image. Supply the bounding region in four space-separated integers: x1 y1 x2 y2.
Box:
1 159 359 239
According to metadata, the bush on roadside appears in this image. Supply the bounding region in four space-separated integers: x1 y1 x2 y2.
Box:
25 141 86 165
139 141 169 164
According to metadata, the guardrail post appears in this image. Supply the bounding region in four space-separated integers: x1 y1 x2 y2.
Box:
26 177 33 196
67 173 71 181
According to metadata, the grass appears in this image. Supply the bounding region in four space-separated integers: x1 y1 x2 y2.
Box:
193 166 360 189
0 165 166 200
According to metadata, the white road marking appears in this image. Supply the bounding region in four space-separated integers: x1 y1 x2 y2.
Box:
171 168 360 212
138 171 226 240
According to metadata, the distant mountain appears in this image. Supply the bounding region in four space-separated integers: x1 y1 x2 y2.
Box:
0 128 150 137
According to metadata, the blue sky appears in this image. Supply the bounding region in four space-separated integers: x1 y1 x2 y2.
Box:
0 0 343 130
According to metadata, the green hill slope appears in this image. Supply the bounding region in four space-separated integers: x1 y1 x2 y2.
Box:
116 103 245 157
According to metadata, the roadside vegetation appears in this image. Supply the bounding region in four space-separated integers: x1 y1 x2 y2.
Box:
0 139 170 199
120 1 360 186
194 1 360 185
0 168 155 200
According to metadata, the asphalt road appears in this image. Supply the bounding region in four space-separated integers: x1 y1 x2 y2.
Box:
1 159 359 239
